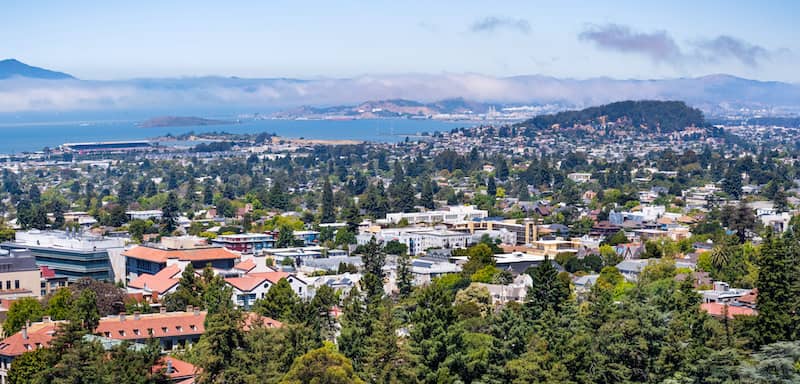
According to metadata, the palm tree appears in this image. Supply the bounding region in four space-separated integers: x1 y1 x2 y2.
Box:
710 245 732 269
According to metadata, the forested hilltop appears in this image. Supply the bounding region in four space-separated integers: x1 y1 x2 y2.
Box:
519 100 708 135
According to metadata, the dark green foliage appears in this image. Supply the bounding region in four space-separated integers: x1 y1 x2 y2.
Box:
754 232 799 346
254 278 300 321
320 179 335 223
521 100 706 134
525 259 571 318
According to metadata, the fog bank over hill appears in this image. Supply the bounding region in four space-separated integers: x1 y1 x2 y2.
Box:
0 60 798 116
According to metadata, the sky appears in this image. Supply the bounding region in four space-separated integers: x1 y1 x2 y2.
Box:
1 0 798 82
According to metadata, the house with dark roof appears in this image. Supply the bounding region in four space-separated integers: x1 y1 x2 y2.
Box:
0 249 41 300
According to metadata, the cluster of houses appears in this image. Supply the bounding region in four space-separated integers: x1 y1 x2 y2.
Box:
0 196 776 383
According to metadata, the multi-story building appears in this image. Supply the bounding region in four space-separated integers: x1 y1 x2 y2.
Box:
0 307 280 383
384 205 488 225
357 228 472 255
211 233 276 254
0 249 41 300
0 230 126 283
225 271 308 309
123 245 240 281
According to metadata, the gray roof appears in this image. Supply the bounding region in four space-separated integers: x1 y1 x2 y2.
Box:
615 259 651 273
0 249 38 272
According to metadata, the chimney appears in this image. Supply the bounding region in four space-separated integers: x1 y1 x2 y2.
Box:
119 312 126 322
160 306 167 314
186 305 193 313
133 311 141 320
193 307 200 316
21 326 28 340
42 316 51 323
166 359 174 374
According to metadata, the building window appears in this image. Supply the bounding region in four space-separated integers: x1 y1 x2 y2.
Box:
14 280 19 289
4 280 9 290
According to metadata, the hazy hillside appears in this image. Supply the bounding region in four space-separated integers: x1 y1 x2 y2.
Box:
1 60 799 115
0 59 74 80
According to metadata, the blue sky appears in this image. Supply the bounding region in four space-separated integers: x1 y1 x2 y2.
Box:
2 0 798 81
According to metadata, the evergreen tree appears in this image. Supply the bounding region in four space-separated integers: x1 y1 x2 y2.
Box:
267 180 289 210
525 258 571 318
255 278 300 321
361 237 386 300
397 252 414 298
754 232 796 346
320 180 335 223
362 302 418 383
337 288 370 371
419 178 435 210
203 183 214 205
722 168 742 199
117 178 134 205
163 263 203 312
161 191 180 234
195 306 245 383
487 176 497 197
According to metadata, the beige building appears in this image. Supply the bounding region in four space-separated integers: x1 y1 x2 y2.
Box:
0 249 41 300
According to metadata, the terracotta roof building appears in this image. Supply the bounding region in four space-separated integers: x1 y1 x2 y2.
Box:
124 245 240 281
225 271 308 309
0 309 281 383
700 302 757 319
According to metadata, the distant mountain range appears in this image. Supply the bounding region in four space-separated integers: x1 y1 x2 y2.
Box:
1 59 799 116
272 98 502 119
0 59 74 80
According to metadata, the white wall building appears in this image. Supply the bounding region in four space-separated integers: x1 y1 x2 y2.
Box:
357 228 472 255
384 205 488 225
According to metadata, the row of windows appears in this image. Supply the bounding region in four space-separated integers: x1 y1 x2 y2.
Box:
102 324 198 338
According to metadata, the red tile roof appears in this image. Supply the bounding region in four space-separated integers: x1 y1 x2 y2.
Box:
233 259 256 272
243 312 283 330
737 289 758 306
701 303 757 319
154 357 198 381
128 264 182 294
123 246 240 264
0 322 60 357
247 271 291 284
225 275 267 292
95 311 206 341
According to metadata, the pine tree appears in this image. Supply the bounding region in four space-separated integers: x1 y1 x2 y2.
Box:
361 237 386 301
487 177 497 197
362 302 418 383
397 252 413 298
754 232 795 346
161 191 180 234
525 258 570 319
195 306 245 383
321 179 335 223
419 178 435 210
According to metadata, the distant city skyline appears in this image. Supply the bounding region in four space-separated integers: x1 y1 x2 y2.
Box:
2 1 798 82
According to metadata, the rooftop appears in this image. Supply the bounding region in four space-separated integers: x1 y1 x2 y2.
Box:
123 245 240 264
